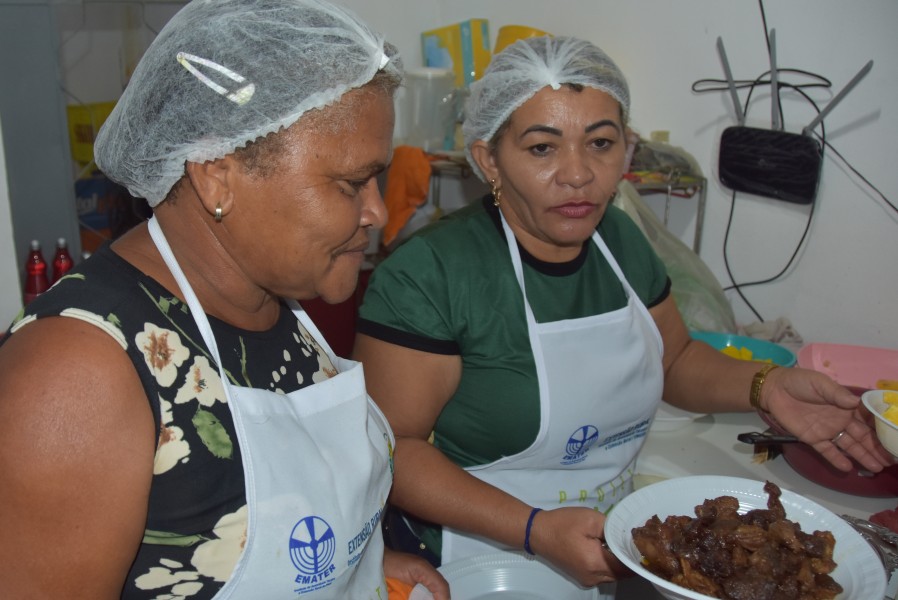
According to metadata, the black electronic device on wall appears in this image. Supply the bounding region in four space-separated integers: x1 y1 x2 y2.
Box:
716 31 872 205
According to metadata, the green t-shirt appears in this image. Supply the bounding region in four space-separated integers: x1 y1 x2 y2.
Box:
358 196 669 467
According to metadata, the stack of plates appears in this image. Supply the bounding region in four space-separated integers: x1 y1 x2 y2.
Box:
409 552 601 599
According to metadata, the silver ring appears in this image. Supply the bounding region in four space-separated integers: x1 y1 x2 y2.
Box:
830 430 847 444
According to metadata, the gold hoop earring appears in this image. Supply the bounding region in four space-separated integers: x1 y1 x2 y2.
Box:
214 203 223 222
490 179 502 207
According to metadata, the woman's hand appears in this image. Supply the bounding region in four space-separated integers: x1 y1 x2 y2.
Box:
527 507 631 588
383 547 450 600
651 298 893 474
763 366 894 472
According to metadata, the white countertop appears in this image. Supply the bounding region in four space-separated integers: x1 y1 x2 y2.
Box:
637 410 895 518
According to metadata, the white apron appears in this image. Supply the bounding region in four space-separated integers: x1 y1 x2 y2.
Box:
149 217 394 599
441 213 665 598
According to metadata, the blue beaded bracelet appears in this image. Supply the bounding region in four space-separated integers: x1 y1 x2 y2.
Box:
524 507 542 555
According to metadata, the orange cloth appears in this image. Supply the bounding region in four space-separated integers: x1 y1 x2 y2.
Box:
386 577 416 600
382 145 433 246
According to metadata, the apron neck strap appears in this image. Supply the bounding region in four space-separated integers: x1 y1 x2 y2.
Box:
148 216 342 373
148 215 224 371
498 210 632 293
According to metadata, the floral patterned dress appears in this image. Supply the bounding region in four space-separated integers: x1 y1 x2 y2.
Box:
3 243 338 599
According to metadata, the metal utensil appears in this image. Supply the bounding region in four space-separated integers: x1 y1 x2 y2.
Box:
842 514 898 549
841 514 898 574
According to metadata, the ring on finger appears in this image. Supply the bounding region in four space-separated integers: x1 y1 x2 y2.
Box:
830 430 847 444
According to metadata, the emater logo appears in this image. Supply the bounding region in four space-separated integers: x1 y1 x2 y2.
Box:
290 516 337 592
561 425 600 465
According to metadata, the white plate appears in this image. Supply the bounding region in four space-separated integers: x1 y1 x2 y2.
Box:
409 552 600 599
604 475 887 600
650 404 707 432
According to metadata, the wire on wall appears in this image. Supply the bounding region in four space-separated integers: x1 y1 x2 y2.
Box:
691 0 894 323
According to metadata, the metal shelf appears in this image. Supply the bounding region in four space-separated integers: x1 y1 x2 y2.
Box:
428 157 472 215
631 175 707 255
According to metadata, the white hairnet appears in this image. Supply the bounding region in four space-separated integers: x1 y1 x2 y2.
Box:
95 0 402 205
463 35 630 182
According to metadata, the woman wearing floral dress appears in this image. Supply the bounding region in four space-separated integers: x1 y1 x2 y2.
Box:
0 1 447 599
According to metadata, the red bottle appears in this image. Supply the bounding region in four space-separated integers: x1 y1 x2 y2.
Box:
51 237 74 283
23 239 50 305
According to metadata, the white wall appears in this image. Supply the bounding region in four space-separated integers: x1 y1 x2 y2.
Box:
51 0 898 349
431 0 898 349
0 114 23 325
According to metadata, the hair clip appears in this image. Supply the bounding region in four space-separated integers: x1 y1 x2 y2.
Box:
176 52 255 105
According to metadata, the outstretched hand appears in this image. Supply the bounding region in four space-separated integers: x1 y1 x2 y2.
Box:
763 367 894 472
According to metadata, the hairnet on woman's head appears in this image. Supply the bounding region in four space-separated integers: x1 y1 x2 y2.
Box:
94 0 402 205
463 35 629 181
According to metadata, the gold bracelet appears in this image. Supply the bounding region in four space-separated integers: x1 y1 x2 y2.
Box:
749 363 780 413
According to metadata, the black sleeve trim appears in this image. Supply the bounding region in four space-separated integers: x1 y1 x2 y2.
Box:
647 277 672 309
356 318 461 355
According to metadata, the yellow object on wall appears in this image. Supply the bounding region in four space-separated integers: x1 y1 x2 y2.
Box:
421 19 491 88
66 101 117 164
493 25 549 54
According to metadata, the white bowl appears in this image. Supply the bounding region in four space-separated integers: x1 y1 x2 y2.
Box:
604 475 887 600
409 551 600 599
862 389 898 457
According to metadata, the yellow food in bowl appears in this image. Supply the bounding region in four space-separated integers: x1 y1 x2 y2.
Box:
884 405 898 426
721 345 773 363
881 391 898 426
863 390 898 458
876 379 898 391
864 392 898 425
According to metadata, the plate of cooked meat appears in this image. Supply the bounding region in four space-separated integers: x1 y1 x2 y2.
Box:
604 475 886 600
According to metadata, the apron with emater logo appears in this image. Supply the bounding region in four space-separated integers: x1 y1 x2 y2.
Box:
441 213 664 599
149 217 394 599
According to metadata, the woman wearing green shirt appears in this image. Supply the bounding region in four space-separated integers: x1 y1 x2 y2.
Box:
355 35 891 598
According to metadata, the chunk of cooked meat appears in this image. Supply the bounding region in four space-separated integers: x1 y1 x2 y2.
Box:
631 481 842 600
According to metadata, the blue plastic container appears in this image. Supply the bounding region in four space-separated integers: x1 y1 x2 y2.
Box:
690 331 797 367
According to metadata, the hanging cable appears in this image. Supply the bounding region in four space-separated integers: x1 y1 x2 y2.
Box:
715 75 823 321
723 83 823 299
721 188 763 322
693 0 891 322
810 133 898 214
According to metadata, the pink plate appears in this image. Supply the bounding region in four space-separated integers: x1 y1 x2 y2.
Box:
797 343 898 390
785 342 898 496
